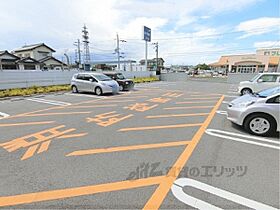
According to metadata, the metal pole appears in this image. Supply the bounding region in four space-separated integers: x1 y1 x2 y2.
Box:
156 42 159 74
117 33 120 71
145 40 148 71
77 39 81 65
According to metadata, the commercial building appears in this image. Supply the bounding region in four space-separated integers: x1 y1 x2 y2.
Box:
209 48 280 74
139 58 165 71
92 60 147 71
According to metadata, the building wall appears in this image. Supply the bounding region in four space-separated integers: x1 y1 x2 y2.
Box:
14 46 53 60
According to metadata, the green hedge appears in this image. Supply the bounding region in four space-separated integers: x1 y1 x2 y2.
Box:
133 77 159 83
0 85 71 98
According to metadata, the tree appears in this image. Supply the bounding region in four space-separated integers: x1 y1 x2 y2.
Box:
194 63 210 70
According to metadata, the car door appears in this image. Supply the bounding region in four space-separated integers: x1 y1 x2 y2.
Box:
83 74 96 92
255 74 278 92
266 95 280 131
75 74 86 91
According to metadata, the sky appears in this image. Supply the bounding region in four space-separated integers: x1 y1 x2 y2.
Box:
0 0 279 65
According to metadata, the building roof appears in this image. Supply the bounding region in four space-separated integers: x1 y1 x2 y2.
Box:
14 43 56 53
139 58 165 63
0 50 20 59
38 56 67 66
209 56 229 66
16 57 40 64
269 56 280 65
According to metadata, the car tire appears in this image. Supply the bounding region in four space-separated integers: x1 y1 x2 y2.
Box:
119 85 124 91
241 88 252 95
72 85 79 93
244 113 276 136
95 87 103 96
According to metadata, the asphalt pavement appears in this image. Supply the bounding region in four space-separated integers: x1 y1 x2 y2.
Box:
0 81 279 209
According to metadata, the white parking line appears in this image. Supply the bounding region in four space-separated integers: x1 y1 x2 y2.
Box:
172 178 277 210
222 101 229 104
0 112 10 119
227 91 239 95
223 95 238 98
65 93 106 99
206 129 280 150
26 98 72 106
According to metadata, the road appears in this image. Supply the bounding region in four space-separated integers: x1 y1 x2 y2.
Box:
0 81 279 209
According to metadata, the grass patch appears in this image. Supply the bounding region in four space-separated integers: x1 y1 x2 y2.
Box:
133 77 159 83
0 85 71 98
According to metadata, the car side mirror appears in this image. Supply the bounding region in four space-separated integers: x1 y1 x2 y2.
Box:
257 79 263 83
89 78 95 82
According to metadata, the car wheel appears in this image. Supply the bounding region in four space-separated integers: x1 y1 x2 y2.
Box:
119 85 124 91
244 113 276 136
95 87 103 96
72 85 79 93
241 88 252 95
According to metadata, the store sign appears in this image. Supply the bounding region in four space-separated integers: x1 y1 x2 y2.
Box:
143 26 151 42
264 50 280 56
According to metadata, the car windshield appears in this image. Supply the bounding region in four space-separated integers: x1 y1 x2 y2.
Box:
94 74 112 81
249 74 260 82
116 73 125 79
255 86 280 98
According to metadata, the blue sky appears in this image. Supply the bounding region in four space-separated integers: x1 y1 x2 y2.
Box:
0 0 279 65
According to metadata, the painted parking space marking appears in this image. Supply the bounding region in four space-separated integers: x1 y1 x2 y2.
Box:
0 121 55 127
176 101 217 104
67 104 117 109
222 101 229 104
65 93 106 99
0 112 10 119
206 129 280 150
118 123 203 132
183 97 221 100
146 113 210 119
67 140 191 157
26 98 72 106
189 94 223 97
0 125 88 160
223 95 238 98
143 96 224 209
171 178 277 210
22 111 92 117
164 106 213 110
0 176 165 208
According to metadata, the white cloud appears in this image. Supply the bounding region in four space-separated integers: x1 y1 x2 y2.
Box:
254 41 280 48
235 17 280 39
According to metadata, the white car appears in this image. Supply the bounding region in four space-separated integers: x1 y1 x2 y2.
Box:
227 86 280 136
238 72 280 95
71 73 119 96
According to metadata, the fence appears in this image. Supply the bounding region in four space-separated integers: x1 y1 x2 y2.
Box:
0 70 153 90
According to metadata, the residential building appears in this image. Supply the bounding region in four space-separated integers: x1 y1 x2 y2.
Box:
0 51 19 69
139 58 165 71
209 48 280 74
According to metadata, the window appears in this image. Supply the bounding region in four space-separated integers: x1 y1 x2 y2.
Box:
266 95 280 104
259 75 277 82
76 74 84 80
84 75 94 81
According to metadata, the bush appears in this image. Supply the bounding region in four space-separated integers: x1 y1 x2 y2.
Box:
0 85 71 98
133 77 159 83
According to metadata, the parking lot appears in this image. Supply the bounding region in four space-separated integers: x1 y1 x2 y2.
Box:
0 81 279 209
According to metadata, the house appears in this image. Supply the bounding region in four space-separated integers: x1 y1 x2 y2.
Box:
0 51 19 69
16 57 41 70
139 58 165 71
13 43 67 70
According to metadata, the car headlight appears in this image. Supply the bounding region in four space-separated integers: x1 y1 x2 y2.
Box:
125 82 129 85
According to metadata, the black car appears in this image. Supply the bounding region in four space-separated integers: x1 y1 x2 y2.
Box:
103 72 134 91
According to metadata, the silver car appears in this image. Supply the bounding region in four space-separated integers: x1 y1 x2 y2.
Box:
227 86 280 136
71 73 119 96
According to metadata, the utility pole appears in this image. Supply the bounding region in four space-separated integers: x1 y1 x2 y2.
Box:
153 42 159 75
115 33 126 71
74 39 81 66
116 33 120 71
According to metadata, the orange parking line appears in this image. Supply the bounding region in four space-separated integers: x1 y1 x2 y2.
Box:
118 123 202 132
0 176 165 207
164 106 213 110
21 145 39 160
176 101 216 104
67 140 191 156
183 97 221 100
146 113 209 119
143 95 224 210
37 140 51 154
68 104 117 109
57 133 88 139
24 111 91 117
0 121 55 127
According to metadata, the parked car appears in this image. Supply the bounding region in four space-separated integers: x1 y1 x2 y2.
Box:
238 72 280 95
103 72 134 91
227 86 280 136
71 73 119 96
